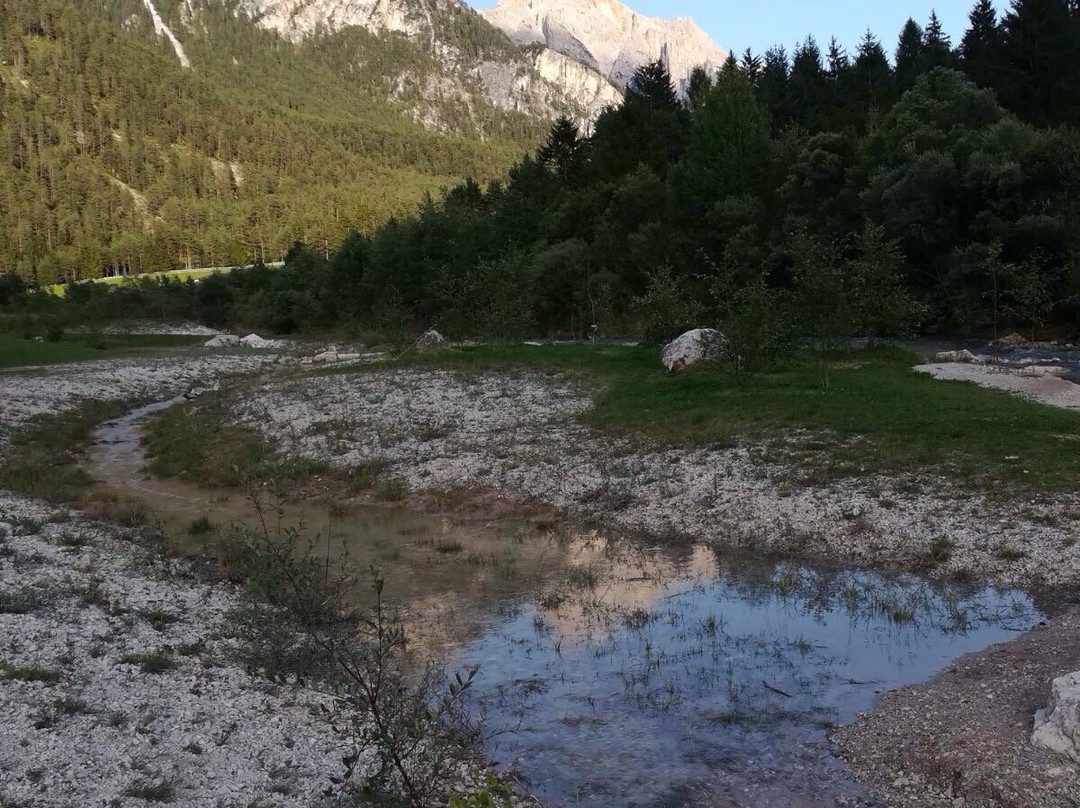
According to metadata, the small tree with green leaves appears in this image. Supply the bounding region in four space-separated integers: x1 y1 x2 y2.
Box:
1003 251 1057 342
790 232 851 391
631 265 703 346
848 223 923 343
716 271 793 386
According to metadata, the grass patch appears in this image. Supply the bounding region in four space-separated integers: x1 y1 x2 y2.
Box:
187 516 214 536
119 651 177 674
0 587 50 615
363 343 1080 494
0 399 129 501
0 660 61 683
0 333 202 369
144 394 330 487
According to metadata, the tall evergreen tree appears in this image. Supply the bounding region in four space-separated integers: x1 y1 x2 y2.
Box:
960 0 1004 89
789 37 828 128
741 49 763 84
921 10 955 70
759 45 791 130
895 19 926 91
852 31 894 117
826 38 850 78
1001 0 1080 125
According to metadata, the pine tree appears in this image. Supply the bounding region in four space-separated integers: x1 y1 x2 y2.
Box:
627 60 680 112
961 0 1004 89
826 38 850 79
921 10 955 70
1001 0 1080 125
895 19 925 91
741 49 763 84
853 30 894 115
537 117 582 173
686 66 715 109
789 37 827 127
758 45 790 130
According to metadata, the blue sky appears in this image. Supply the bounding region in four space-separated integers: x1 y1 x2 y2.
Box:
466 1 1004 59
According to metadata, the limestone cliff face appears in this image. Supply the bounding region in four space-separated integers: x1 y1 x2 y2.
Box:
480 0 727 91
237 0 436 41
236 0 623 125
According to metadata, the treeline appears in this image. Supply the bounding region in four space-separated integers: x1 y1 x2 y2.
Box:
5 0 1080 343
0 0 545 284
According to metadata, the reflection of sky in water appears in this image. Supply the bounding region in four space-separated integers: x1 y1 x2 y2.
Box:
457 558 1037 808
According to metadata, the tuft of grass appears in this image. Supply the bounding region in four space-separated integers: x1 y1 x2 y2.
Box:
139 608 179 632
119 651 177 674
432 538 464 555
123 779 175 803
0 587 49 615
80 493 152 529
0 660 61 683
374 476 409 502
187 516 214 537
994 544 1028 562
348 459 391 491
926 535 956 566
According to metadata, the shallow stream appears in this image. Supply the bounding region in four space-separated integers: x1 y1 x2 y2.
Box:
87 398 1041 807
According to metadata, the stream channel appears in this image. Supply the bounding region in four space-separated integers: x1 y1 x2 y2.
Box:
88 397 1042 808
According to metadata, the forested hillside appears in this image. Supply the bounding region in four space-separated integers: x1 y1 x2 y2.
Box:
0 0 550 284
4 0 1080 343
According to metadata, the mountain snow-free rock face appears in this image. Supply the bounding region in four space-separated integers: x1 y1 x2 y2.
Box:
236 0 623 124
480 0 727 90
238 0 436 41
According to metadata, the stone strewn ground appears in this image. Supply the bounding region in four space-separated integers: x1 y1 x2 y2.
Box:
0 353 278 454
833 609 1080 808
0 493 365 807
232 368 1080 588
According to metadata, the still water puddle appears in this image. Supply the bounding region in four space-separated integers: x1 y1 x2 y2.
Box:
456 541 1037 807
89 400 1040 807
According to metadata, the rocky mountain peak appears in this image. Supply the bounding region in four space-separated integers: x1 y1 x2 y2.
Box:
479 0 727 90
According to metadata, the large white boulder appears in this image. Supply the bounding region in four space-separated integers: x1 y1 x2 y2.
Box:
934 349 986 365
416 329 447 351
1033 672 1080 761
661 328 728 373
204 334 240 348
239 333 273 349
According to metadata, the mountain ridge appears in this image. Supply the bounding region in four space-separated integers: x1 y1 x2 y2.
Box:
479 0 727 90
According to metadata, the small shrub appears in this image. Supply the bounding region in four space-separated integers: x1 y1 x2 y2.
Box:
119 651 177 674
139 608 179 632
433 539 464 555
187 516 214 537
926 535 956 566
994 544 1027 562
374 476 408 502
0 587 48 615
349 459 390 491
123 779 175 803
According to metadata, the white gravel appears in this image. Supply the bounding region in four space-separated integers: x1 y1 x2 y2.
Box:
0 493 368 807
916 362 1080 410
0 354 279 455
233 368 1080 588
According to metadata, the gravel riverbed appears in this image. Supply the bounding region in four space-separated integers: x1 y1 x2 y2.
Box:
232 367 1080 589
0 492 367 807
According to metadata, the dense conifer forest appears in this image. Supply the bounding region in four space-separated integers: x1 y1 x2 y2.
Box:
3 0 1080 342
0 0 545 283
